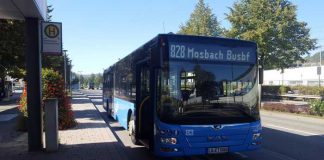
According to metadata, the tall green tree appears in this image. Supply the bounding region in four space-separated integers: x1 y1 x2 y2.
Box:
226 0 316 70
178 0 223 36
89 74 96 84
0 19 25 79
94 73 103 88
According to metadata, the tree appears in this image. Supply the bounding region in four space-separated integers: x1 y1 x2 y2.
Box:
94 73 103 88
88 74 95 83
178 0 223 36
47 5 54 21
226 0 317 70
0 19 25 79
0 5 57 80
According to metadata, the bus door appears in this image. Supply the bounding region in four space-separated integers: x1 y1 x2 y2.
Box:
136 60 153 140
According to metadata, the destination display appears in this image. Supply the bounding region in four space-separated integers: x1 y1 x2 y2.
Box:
168 42 256 63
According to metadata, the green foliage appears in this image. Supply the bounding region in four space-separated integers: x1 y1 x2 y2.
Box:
262 85 290 95
42 69 65 98
0 5 56 80
89 74 96 84
18 69 76 130
226 0 316 70
47 5 54 21
42 69 76 129
80 75 88 88
42 56 64 74
263 85 282 95
304 51 324 65
279 85 289 95
178 0 223 36
0 19 25 79
310 100 324 116
94 73 103 88
263 85 324 96
290 86 324 96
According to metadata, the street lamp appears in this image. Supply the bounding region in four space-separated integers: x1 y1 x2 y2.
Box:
68 60 72 92
318 46 322 87
63 50 68 90
78 71 82 90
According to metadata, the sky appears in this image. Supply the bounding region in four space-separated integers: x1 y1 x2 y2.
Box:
50 0 324 75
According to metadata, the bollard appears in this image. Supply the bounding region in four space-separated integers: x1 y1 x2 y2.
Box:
44 98 58 152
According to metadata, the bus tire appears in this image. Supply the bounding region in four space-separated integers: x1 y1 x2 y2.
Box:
128 120 140 145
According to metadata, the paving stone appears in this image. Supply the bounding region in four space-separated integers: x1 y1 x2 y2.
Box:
0 92 129 160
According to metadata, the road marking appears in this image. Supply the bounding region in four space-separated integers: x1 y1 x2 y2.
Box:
263 123 324 138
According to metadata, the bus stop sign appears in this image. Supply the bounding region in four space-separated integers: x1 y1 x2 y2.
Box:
317 66 321 75
41 22 62 56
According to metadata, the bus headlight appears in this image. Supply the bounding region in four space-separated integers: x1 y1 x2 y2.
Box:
252 133 261 140
160 137 177 145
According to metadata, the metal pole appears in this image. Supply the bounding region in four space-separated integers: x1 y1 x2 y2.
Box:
25 18 43 151
320 49 322 66
319 73 321 87
63 50 67 90
78 71 82 89
319 47 322 87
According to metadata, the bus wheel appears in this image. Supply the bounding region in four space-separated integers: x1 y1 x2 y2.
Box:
128 120 140 145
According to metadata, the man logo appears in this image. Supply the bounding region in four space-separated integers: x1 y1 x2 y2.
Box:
213 124 223 131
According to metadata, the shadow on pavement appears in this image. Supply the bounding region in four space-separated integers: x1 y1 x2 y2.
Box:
0 93 21 106
109 126 125 131
92 101 102 106
71 98 92 104
256 127 324 160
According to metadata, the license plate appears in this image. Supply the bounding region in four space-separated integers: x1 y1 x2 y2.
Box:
207 147 228 154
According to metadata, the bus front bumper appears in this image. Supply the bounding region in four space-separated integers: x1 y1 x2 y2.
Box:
155 142 261 157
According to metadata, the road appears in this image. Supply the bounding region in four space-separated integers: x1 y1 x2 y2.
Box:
79 89 324 160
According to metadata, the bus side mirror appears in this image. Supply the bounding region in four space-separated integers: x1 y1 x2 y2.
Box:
259 67 263 84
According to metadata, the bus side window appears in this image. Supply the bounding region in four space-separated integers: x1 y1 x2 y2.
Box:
141 67 150 96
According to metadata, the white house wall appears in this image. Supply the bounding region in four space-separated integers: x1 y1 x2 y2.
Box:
264 66 323 86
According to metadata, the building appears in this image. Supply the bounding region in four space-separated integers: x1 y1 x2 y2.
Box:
264 66 323 86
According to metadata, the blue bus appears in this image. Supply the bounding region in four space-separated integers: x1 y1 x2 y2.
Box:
103 34 262 157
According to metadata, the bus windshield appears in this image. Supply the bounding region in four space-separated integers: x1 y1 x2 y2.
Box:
157 60 260 125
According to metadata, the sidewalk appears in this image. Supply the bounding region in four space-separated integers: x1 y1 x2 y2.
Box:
0 92 129 160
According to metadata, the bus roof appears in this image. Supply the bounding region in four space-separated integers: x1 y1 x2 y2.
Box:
104 34 257 73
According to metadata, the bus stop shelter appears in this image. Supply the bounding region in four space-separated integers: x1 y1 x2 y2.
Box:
0 0 47 151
